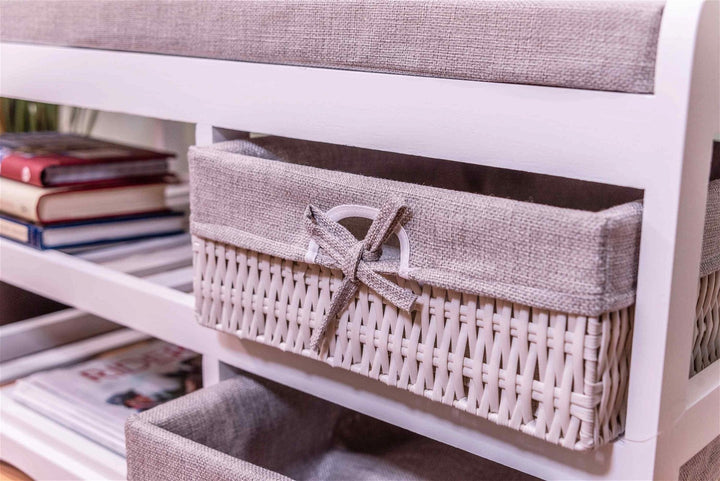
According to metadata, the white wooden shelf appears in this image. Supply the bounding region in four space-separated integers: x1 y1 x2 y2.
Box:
0 237 199 353
0 309 120 365
0 0 718 479
0 43 657 189
0 387 127 481
0 328 150 384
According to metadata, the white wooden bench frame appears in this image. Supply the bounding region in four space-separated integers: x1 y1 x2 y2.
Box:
1 0 718 479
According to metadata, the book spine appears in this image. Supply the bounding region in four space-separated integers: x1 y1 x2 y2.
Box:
0 155 47 186
33 224 46 249
0 187 41 223
0 217 33 245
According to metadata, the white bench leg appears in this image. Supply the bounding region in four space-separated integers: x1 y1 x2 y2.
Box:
623 1 719 479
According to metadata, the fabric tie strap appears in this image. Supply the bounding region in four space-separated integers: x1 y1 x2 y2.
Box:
304 200 418 351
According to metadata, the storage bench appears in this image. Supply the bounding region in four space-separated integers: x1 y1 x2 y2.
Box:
125 374 536 481
189 137 720 451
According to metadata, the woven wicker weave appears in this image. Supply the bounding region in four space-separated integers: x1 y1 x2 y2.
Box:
692 270 720 376
193 236 632 451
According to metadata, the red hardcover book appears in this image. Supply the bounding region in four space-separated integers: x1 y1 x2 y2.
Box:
0 132 174 187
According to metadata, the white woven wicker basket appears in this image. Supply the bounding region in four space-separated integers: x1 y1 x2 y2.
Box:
193 237 633 450
693 270 720 376
189 138 720 451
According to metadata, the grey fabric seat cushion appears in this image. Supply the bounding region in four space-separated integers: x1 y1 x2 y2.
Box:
126 375 537 481
0 0 664 93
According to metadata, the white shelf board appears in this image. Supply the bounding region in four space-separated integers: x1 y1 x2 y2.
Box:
673 359 720 465
0 42 670 189
0 308 119 364
0 387 127 481
0 238 200 352
0 328 150 384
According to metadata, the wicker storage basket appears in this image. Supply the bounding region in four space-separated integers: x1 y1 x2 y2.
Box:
692 177 720 376
189 138 720 451
125 374 535 481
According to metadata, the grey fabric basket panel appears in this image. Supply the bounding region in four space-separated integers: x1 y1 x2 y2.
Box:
702 180 720 278
126 375 537 481
680 435 720 481
189 138 648 317
0 0 663 93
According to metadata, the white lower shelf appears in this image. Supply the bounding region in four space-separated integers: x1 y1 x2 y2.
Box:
0 329 150 384
1 237 718 480
0 387 127 480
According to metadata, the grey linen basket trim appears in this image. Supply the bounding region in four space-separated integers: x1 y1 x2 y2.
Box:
0 0 663 93
190 141 646 316
125 418 289 481
126 376 539 481
125 378 295 481
701 180 720 277
679 435 720 481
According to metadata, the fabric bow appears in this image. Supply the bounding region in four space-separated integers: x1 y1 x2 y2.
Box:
304 199 418 351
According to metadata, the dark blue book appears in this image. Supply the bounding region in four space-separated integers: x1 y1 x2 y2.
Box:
0 211 186 250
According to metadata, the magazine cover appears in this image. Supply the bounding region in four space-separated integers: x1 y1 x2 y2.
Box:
12 340 201 456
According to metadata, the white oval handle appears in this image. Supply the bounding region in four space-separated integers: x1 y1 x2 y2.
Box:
304 204 411 278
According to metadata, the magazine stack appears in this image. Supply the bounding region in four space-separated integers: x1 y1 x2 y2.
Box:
11 340 201 456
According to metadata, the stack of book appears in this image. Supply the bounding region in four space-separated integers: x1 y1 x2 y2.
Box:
0 132 186 250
